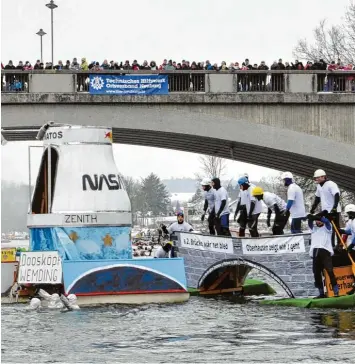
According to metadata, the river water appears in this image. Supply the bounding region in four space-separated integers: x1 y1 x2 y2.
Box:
2 297 355 363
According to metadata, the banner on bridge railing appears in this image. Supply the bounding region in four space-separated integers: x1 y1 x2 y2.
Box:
241 235 306 255
89 74 169 95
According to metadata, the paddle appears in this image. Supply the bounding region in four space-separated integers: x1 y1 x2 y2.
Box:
316 210 355 278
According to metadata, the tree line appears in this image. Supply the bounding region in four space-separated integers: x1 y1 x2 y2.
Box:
2 155 354 232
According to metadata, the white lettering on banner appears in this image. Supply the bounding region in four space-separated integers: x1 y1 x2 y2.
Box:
64 214 98 224
18 252 62 284
242 236 305 255
180 233 234 254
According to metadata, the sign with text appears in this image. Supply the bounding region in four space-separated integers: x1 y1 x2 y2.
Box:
63 214 98 225
89 75 169 95
324 266 355 297
180 233 234 254
1 248 17 262
18 251 62 284
242 235 305 255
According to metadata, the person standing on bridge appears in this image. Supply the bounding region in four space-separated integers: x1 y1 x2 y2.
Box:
161 212 193 258
310 169 341 247
252 187 288 235
307 214 339 298
161 211 194 236
281 172 306 234
200 178 216 235
212 178 231 236
234 174 249 237
235 177 262 237
339 204 355 261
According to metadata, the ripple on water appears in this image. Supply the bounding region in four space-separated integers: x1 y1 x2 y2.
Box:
1 297 355 363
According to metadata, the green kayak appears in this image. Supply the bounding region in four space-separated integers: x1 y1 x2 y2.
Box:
259 294 355 309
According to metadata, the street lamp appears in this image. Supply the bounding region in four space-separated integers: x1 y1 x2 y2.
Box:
45 0 58 69
36 28 46 63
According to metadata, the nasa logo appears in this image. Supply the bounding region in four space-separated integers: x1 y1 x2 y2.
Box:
45 131 63 140
82 174 123 191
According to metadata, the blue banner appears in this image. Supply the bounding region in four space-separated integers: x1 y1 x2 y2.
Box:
89 74 169 95
30 227 132 261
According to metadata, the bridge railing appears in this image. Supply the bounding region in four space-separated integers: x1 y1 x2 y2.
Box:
1 70 355 93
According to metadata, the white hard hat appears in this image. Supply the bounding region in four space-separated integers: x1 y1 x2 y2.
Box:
243 173 249 178
345 204 355 213
313 169 326 178
281 171 293 180
200 178 211 186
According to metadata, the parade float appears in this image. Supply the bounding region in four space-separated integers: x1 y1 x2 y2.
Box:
2 123 188 305
172 230 355 309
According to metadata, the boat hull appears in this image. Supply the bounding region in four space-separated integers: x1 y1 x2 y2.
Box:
77 292 189 306
1 292 189 306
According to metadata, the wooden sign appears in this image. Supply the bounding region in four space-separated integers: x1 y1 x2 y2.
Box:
324 266 355 297
18 251 62 284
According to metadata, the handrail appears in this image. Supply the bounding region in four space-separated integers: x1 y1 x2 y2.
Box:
2 70 354 94
1 69 355 75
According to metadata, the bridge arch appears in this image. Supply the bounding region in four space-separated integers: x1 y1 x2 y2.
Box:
197 258 295 298
2 124 355 192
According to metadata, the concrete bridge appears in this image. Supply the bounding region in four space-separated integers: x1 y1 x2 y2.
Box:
1 71 355 191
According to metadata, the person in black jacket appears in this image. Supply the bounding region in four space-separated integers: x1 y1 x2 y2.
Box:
291 60 304 70
16 61 24 70
34 60 42 70
257 61 269 91
5 60 15 69
4 60 16 88
277 59 285 70
275 59 285 91
316 59 328 91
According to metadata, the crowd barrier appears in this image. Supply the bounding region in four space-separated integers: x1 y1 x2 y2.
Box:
1 70 354 93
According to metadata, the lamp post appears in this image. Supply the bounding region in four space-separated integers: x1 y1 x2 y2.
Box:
45 0 58 69
36 28 46 63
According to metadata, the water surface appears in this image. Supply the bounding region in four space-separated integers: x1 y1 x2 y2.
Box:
2 297 355 363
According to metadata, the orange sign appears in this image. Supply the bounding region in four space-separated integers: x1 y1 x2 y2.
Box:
324 266 355 297
1 248 17 262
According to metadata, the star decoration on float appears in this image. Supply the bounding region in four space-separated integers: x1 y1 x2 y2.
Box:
102 234 113 247
69 231 79 243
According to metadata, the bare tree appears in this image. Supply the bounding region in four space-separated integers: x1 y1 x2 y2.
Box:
197 155 227 180
340 189 355 206
294 1 355 64
259 175 288 201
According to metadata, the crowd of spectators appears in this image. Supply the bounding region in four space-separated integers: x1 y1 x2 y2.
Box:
2 57 354 93
2 58 355 72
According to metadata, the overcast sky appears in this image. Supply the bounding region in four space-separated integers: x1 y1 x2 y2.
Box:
1 0 351 185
